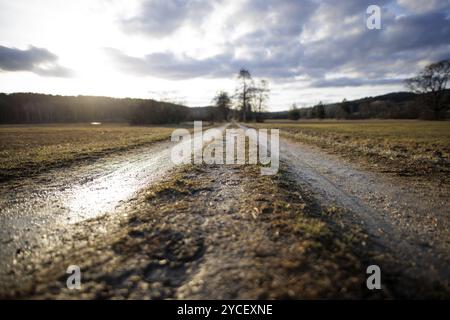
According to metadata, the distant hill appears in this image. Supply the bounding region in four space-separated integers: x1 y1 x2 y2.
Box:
352 91 418 104
265 90 449 120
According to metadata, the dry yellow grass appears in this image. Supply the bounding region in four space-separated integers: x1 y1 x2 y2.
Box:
0 123 177 181
251 120 450 182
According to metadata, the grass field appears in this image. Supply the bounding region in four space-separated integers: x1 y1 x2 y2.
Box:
0 123 178 181
252 120 450 183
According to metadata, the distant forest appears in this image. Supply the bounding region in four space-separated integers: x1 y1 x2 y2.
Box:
0 93 190 124
0 90 448 124
283 90 450 121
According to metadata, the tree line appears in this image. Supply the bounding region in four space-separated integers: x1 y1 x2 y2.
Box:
287 90 449 121
0 93 191 124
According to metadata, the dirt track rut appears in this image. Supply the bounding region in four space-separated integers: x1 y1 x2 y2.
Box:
280 137 450 288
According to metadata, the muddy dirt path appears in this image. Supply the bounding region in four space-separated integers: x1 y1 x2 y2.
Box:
0 140 175 290
279 137 450 286
8 162 384 299
0 126 227 290
7 152 446 298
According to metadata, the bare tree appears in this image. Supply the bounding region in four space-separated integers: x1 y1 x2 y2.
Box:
288 103 300 120
212 91 232 121
405 59 450 120
337 98 350 119
235 69 254 122
314 101 325 119
253 79 270 122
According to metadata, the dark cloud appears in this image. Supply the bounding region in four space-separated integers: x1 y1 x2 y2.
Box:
0 45 74 77
105 47 301 80
397 0 450 13
112 0 318 79
121 0 215 37
302 6 450 80
382 11 450 52
113 0 450 88
105 48 233 79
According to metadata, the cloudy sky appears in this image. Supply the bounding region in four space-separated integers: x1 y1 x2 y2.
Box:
0 0 449 110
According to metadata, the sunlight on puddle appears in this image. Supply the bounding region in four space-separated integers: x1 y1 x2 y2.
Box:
66 175 138 223
63 126 226 224
65 152 169 223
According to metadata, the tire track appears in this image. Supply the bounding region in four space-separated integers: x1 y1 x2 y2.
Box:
279 137 449 287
